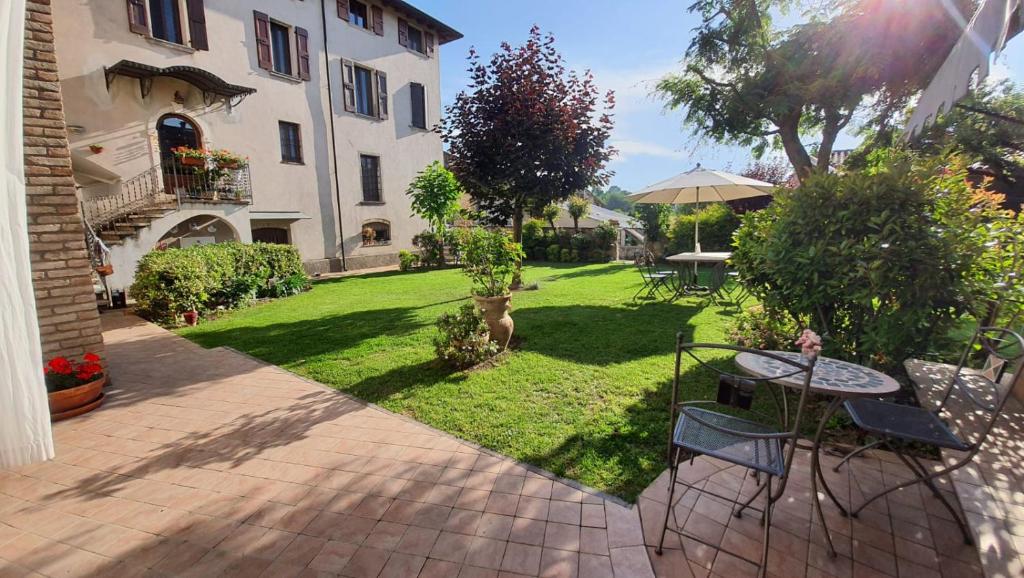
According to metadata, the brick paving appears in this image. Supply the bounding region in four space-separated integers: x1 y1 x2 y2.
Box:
0 314 991 577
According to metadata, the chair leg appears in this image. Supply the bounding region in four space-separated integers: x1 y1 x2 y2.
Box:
733 477 767 519
899 452 974 545
759 476 774 578
656 450 681 555
833 439 884 473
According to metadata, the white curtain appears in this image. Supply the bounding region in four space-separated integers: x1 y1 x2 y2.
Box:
0 0 55 469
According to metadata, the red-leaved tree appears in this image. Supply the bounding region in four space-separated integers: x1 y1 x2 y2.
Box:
442 26 616 283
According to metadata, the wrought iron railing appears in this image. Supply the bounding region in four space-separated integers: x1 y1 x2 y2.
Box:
163 158 253 204
80 166 173 232
80 160 253 233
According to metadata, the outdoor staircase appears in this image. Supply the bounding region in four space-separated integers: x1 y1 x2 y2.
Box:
82 166 178 247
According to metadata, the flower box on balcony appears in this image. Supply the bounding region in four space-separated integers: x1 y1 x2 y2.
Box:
181 156 205 167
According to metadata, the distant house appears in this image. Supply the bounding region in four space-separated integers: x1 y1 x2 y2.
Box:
551 204 645 259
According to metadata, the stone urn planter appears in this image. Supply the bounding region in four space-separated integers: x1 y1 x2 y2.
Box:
182 310 200 326
48 376 105 422
474 294 514 349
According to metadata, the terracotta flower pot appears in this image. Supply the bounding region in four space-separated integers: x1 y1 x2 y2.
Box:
183 310 199 326
180 156 205 167
48 376 105 421
216 161 240 170
474 294 514 349
94 264 113 276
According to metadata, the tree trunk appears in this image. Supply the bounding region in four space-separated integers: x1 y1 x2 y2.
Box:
511 207 524 290
778 115 814 183
817 109 841 173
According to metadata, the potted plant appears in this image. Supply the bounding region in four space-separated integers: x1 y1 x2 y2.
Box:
362 226 377 245
88 144 104 154
210 149 248 170
182 300 200 326
45 353 105 421
94 263 113 276
173 146 208 167
460 227 524 349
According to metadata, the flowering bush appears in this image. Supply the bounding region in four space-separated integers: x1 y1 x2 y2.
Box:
44 353 104 393
434 304 500 368
172 146 208 161
209 149 248 168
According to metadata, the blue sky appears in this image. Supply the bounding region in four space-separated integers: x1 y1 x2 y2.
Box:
419 0 1024 192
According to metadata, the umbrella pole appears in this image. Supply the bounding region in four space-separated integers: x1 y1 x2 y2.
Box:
693 187 700 282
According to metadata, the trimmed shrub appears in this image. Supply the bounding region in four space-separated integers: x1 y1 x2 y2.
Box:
546 244 561 262
413 231 446 268
732 154 1007 369
668 203 741 253
560 248 573 262
399 250 420 272
729 305 799 351
434 304 501 369
131 242 308 323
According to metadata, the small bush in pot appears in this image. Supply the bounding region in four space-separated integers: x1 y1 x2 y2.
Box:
434 304 501 369
460 227 524 349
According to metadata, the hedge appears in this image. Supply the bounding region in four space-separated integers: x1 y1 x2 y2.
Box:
668 203 741 253
131 242 309 323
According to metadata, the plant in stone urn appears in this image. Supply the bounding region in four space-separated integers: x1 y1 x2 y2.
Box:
44 353 106 421
460 227 524 349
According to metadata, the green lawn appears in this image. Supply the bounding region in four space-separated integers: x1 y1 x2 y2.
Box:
178 263 740 500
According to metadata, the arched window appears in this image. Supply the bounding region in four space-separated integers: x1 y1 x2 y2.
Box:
361 220 391 245
157 114 201 164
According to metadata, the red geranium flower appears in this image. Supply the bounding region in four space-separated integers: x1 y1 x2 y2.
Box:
47 357 73 375
83 353 101 363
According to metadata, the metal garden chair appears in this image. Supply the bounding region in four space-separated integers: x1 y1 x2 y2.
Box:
657 338 817 578
834 326 1024 544
633 253 676 301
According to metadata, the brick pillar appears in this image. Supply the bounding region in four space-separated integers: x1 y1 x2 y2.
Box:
23 0 105 361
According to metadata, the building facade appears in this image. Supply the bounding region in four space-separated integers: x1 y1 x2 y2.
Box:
51 0 460 293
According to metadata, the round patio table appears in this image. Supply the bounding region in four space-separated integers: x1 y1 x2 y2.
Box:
734 351 900 557
665 251 731 300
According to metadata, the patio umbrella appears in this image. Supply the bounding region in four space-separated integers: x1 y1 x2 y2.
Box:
626 165 775 252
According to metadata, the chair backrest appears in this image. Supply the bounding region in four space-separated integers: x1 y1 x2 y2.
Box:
670 336 816 495
937 326 1024 450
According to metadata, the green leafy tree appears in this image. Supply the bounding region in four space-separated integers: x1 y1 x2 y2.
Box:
633 204 671 244
656 0 970 180
542 203 561 231
567 195 591 232
407 161 464 234
442 27 616 284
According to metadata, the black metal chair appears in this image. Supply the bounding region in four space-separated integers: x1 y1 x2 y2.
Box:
633 253 676 301
657 338 817 578
834 326 1024 544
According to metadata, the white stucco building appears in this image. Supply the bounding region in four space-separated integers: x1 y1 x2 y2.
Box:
52 0 461 293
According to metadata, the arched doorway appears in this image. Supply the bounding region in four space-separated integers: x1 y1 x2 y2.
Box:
157 114 202 197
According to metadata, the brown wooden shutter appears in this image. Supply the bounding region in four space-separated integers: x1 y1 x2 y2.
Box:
185 0 209 50
337 0 350 21
295 27 311 80
341 59 356 113
376 71 388 120
397 19 409 47
126 0 149 35
425 32 435 57
254 11 272 70
371 5 384 36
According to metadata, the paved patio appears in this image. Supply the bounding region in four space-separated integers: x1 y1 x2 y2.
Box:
0 314 994 577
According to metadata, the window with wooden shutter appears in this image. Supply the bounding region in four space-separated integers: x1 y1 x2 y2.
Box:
397 18 409 47
185 0 209 50
295 27 310 80
371 5 384 36
341 59 356 113
126 0 149 35
254 11 272 70
425 32 435 57
410 82 426 129
337 0 350 21
376 71 388 120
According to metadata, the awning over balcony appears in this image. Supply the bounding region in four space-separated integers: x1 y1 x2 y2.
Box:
904 0 1023 138
103 59 257 107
